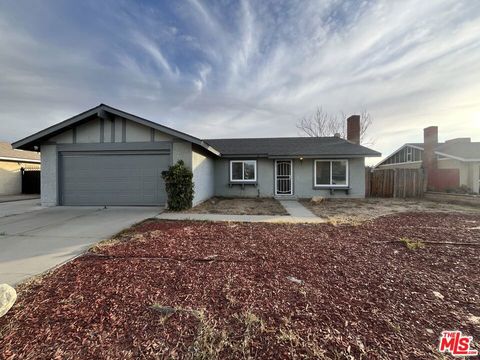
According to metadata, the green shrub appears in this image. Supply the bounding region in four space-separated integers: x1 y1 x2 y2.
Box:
162 160 194 211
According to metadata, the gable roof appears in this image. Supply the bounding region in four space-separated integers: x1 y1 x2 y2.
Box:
376 141 480 167
12 104 380 159
0 142 40 163
12 104 220 156
406 142 480 161
374 143 423 167
205 137 381 158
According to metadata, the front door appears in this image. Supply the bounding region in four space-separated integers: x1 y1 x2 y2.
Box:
275 160 293 195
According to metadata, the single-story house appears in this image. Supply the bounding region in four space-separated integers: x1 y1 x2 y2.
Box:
13 104 381 207
0 142 40 195
374 126 480 193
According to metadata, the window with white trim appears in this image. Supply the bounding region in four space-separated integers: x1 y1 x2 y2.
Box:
230 160 257 182
314 160 348 187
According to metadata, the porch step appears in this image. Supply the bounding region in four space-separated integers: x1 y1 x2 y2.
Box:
274 195 298 200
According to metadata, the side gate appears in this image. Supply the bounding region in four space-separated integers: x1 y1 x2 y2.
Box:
21 167 41 194
366 168 424 198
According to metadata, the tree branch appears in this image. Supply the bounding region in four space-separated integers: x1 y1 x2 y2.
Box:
297 107 374 145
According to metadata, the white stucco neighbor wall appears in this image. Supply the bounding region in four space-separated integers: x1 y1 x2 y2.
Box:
192 150 215 206
470 162 480 193
0 161 22 195
40 144 58 206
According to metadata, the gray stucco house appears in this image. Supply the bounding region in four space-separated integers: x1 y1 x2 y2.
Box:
13 104 380 207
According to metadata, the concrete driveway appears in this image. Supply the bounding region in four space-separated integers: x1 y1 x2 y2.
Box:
0 200 162 285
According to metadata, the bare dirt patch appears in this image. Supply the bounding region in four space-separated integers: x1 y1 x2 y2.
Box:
184 197 288 215
1 213 479 359
301 197 480 223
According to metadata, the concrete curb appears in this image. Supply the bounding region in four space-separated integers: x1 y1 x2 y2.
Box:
156 213 326 223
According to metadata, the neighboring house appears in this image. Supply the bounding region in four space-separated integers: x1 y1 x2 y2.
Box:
0 142 40 195
375 126 480 193
13 104 380 207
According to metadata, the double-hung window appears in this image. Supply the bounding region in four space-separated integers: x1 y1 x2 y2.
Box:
230 160 257 182
314 160 348 187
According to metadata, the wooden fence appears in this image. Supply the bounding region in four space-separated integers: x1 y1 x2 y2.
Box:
366 168 424 198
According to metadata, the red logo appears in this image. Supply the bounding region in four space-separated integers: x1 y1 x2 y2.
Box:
439 331 478 357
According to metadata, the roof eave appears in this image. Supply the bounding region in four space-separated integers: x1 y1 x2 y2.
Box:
0 156 41 163
220 153 380 158
434 151 478 162
12 105 100 150
12 104 221 156
202 144 221 156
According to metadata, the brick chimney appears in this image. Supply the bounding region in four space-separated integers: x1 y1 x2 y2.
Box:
423 126 438 172
347 115 360 144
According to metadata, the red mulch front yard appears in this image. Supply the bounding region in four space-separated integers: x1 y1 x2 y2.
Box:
1 213 479 359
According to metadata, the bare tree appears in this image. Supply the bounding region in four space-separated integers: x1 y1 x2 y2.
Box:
297 107 374 145
296 107 338 137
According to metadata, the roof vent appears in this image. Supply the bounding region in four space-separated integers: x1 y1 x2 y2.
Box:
334 133 341 138
445 137 471 144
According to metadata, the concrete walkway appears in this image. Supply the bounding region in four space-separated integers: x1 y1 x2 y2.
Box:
279 200 317 218
157 200 325 223
0 194 40 203
0 204 162 285
0 199 42 218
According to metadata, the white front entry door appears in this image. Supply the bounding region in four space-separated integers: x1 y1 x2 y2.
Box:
275 160 293 195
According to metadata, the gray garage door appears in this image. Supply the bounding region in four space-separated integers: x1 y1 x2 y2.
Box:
59 152 169 206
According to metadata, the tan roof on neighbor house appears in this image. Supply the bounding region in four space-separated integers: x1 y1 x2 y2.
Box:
0 141 40 162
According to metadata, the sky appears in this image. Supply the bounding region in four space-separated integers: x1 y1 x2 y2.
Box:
1 0 480 164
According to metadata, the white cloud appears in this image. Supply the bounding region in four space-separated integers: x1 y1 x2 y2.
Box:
132 33 179 78
0 0 479 165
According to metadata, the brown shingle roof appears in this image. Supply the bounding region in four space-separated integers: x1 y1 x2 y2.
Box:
0 142 40 162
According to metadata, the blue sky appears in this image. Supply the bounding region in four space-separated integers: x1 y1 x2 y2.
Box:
1 0 480 163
